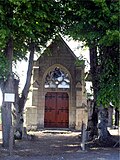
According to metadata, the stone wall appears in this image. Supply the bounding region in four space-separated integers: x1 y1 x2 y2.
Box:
25 106 37 130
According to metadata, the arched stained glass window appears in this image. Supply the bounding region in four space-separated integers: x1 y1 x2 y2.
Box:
44 67 70 89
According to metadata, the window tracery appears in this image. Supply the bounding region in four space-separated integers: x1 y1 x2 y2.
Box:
44 67 70 89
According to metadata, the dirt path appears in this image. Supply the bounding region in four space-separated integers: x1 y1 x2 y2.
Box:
0 129 119 160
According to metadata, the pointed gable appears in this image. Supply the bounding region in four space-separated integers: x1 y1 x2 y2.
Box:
34 36 77 67
46 36 77 59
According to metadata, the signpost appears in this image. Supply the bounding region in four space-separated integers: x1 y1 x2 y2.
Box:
4 93 15 155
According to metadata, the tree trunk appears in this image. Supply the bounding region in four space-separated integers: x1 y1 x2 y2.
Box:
87 46 98 140
115 108 119 128
87 100 98 140
1 37 14 147
89 46 98 101
12 79 23 139
14 43 35 139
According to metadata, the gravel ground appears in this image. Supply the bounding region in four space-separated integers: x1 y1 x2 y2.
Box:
0 129 119 160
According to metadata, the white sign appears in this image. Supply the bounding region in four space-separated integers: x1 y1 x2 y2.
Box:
4 93 15 102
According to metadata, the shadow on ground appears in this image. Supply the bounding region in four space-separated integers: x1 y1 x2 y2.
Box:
0 129 119 160
0 131 81 157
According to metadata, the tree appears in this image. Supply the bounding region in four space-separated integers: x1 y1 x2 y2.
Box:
61 0 119 142
0 0 63 147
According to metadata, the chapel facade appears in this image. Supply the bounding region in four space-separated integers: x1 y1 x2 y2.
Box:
25 36 88 130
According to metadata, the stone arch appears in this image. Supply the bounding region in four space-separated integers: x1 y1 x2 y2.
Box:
40 64 72 128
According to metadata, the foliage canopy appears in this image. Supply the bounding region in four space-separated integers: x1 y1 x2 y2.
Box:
0 0 63 78
0 0 119 107
61 0 119 107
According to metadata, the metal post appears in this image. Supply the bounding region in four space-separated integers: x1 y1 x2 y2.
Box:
81 122 86 151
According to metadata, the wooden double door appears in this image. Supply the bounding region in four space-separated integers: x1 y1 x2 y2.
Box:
44 92 69 128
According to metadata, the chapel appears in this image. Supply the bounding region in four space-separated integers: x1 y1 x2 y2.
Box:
25 36 88 130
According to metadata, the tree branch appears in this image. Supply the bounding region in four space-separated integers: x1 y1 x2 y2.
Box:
18 43 35 112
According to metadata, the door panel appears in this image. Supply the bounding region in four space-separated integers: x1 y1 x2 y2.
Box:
44 92 69 128
44 92 56 127
57 93 69 128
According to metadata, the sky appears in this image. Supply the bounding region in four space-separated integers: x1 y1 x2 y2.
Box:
0 38 92 106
